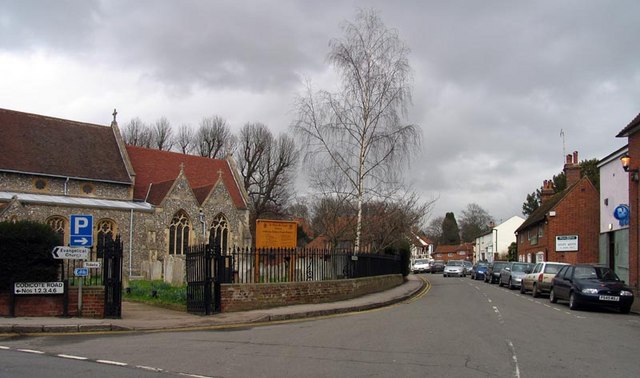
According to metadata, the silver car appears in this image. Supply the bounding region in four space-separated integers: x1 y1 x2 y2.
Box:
443 260 466 277
499 262 534 289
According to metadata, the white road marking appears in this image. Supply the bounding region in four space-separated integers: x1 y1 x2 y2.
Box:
17 349 44 354
58 354 88 360
0 346 10 350
507 340 521 378
97 359 128 366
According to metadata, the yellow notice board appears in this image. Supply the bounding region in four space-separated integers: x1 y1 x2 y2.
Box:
255 219 297 249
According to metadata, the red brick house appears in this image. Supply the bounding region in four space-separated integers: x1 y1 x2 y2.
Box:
432 243 473 263
515 151 599 264
616 112 640 291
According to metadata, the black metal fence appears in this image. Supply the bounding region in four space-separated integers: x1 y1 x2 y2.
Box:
219 247 402 284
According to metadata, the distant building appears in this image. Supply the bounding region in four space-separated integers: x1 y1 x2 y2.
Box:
410 233 434 262
432 243 473 263
515 151 599 264
474 216 524 263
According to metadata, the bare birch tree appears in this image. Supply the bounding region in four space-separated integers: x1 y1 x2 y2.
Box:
175 124 195 154
294 9 420 252
122 117 153 147
196 115 235 158
152 116 174 151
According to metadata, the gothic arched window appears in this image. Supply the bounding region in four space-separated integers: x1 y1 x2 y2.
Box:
169 211 191 255
46 216 67 245
209 213 229 252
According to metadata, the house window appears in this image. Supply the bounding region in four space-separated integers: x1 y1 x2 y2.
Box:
46 216 66 245
209 213 229 252
168 211 190 255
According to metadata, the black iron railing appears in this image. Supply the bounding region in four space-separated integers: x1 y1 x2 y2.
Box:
219 247 402 284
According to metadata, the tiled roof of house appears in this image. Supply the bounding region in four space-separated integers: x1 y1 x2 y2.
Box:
435 243 473 253
0 108 132 184
515 177 593 233
617 112 640 137
125 145 247 209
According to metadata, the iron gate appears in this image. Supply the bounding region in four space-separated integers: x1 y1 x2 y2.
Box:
186 243 233 314
100 234 123 318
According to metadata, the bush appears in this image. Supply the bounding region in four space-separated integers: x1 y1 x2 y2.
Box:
0 221 62 291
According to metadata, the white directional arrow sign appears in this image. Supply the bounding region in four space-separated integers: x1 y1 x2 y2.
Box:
52 246 90 260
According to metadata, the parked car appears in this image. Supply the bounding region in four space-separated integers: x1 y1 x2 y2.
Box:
485 261 509 284
549 264 635 313
520 261 568 297
430 260 445 274
412 259 431 274
463 261 473 276
471 262 489 280
498 262 534 289
443 260 465 277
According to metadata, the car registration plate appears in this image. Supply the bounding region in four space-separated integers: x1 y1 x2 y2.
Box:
598 295 619 302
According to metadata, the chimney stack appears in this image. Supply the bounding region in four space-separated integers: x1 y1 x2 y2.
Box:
540 179 555 204
564 150 581 186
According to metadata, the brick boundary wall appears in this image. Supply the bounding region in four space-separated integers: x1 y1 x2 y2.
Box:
220 274 404 312
0 287 105 318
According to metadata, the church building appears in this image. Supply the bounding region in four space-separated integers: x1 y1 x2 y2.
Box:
0 107 251 284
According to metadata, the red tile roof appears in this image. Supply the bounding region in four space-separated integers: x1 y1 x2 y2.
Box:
125 145 247 209
0 108 132 183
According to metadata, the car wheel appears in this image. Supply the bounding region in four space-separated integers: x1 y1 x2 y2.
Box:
443 274 447 277
621 304 631 314
508 278 514 290
498 278 503 287
549 288 558 303
569 292 580 310
520 284 525 294
532 284 539 298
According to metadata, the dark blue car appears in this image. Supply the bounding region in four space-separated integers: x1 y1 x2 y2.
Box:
471 262 489 280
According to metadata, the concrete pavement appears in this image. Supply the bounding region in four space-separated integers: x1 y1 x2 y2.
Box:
0 275 426 334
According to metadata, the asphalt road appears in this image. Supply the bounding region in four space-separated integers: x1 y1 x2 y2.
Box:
1 274 639 377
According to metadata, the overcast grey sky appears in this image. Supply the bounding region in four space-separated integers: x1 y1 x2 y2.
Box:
1 0 638 224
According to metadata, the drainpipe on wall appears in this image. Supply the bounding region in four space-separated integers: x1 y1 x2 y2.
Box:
129 209 134 277
64 177 70 195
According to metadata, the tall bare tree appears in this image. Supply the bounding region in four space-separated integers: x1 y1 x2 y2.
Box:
294 9 420 252
121 117 152 147
236 122 299 222
459 203 495 243
152 116 174 151
196 116 235 158
175 124 195 154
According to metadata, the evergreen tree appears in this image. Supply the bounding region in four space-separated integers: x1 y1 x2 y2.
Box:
441 212 461 245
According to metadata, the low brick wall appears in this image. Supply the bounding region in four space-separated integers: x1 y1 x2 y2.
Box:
220 274 404 312
0 286 105 318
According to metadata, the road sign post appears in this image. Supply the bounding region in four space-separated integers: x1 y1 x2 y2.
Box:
70 214 93 247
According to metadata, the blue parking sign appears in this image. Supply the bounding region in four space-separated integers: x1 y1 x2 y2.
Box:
70 214 93 247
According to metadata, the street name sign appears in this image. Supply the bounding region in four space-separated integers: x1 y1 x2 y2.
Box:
52 246 90 260
14 282 64 295
70 214 93 247
74 267 89 277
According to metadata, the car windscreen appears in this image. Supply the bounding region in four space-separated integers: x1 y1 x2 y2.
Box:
447 261 463 266
493 263 508 270
543 264 564 274
511 264 529 272
415 259 428 264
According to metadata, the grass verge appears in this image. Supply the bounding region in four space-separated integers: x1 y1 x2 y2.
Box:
123 280 187 311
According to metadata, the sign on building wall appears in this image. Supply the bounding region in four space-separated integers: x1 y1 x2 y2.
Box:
556 235 578 251
14 282 64 295
255 219 297 249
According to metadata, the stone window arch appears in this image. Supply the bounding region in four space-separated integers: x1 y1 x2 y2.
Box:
46 216 67 245
209 213 230 252
169 210 191 255
96 218 117 257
